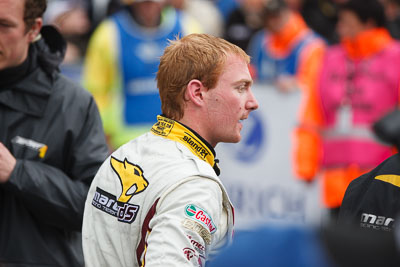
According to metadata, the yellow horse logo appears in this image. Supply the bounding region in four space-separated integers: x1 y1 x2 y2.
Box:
110 157 149 203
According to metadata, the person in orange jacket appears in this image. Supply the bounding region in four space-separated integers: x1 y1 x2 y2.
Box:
293 0 400 220
247 0 326 93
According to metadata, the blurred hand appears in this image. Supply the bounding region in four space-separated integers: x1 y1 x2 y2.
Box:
0 142 16 183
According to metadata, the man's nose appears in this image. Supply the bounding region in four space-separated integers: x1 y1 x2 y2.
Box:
247 90 259 111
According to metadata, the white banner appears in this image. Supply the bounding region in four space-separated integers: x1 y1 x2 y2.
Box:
216 83 322 230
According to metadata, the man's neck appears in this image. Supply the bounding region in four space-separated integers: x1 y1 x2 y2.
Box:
179 115 213 148
151 115 220 175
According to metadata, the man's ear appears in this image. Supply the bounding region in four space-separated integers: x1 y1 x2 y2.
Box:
185 79 205 106
27 18 43 42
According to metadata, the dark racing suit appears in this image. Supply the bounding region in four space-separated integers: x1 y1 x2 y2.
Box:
0 26 109 266
338 153 400 231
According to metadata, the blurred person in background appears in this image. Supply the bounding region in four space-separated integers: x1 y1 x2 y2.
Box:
380 0 400 39
44 0 92 64
247 0 325 92
0 0 109 265
83 0 202 151
43 0 126 82
82 33 259 267
293 0 400 221
285 0 341 44
44 0 94 84
223 0 265 51
168 0 224 37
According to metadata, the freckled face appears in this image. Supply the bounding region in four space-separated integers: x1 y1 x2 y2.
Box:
204 53 259 147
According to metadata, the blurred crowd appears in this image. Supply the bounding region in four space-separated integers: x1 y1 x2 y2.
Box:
44 0 400 64
41 0 400 265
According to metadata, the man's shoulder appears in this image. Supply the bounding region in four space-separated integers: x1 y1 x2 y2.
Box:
347 154 400 194
369 153 400 179
343 171 373 204
340 154 400 222
52 73 93 103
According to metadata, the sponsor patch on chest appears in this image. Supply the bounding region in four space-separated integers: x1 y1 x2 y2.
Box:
185 204 217 234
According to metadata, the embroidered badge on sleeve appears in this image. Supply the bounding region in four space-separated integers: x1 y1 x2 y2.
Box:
184 204 217 234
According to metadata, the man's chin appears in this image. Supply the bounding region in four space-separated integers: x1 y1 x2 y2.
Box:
224 135 241 144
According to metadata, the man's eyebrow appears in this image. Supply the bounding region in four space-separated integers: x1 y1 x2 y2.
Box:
232 79 253 87
0 18 16 26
